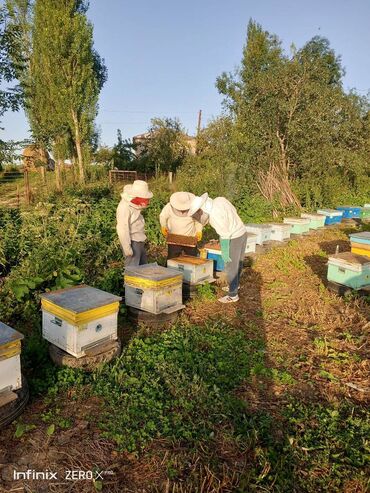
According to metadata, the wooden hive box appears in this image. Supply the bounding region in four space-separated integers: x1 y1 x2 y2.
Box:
124 263 184 314
166 233 197 247
167 256 214 285
283 217 310 235
0 322 23 396
327 252 370 290
317 209 343 225
336 206 362 219
244 224 272 245
301 213 326 229
41 285 121 358
268 223 292 241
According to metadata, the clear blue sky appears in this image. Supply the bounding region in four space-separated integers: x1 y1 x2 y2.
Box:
1 0 370 147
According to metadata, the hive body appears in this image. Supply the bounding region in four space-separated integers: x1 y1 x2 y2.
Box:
0 323 23 394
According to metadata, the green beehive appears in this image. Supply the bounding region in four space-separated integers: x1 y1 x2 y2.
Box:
301 213 326 229
360 207 370 219
283 217 310 234
327 252 370 290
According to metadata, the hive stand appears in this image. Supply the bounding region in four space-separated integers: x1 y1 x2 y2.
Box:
327 281 370 298
127 306 179 328
49 339 122 371
0 376 29 428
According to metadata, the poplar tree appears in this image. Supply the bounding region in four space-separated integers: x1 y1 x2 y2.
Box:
30 0 106 183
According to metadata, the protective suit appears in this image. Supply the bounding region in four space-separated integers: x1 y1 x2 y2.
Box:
116 180 153 266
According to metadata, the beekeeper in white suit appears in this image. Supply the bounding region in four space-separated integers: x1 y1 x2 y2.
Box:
159 191 207 259
116 180 153 266
188 193 247 303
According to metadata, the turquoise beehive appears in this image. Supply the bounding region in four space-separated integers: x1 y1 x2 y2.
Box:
327 252 370 290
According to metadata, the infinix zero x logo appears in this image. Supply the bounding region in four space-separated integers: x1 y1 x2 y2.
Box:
13 469 113 480
13 470 58 480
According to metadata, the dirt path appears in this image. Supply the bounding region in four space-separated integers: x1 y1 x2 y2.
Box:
0 225 368 493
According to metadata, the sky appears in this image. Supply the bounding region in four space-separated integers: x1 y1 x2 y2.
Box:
1 0 370 147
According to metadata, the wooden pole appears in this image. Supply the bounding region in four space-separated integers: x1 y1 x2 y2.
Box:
24 171 31 205
196 109 202 154
40 166 46 185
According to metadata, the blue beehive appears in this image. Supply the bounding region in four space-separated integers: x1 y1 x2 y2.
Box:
317 209 343 225
207 251 225 272
336 206 362 219
349 231 370 247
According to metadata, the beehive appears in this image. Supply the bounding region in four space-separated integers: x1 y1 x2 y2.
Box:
166 233 197 247
283 218 310 235
327 252 370 290
244 224 271 245
349 232 370 258
41 285 121 358
201 243 224 271
124 263 184 314
245 233 258 253
364 203 370 208
317 209 343 225
167 256 214 285
336 206 362 219
268 223 292 241
360 207 370 219
0 323 23 396
301 213 326 229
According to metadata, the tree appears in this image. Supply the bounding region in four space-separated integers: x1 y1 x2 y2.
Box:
215 20 370 210
140 117 190 176
0 5 22 119
112 129 135 169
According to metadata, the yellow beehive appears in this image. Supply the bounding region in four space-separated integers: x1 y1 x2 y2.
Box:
124 263 184 314
0 322 24 396
41 285 121 358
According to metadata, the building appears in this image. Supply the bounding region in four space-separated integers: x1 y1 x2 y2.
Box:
132 131 197 158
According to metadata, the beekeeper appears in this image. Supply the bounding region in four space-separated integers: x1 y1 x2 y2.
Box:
159 191 207 258
116 180 153 266
188 193 247 303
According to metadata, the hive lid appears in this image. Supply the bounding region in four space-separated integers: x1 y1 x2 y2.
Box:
0 322 24 346
336 205 361 209
269 222 292 229
349 232 370 242
40 285 122 313
328 252 370 267
284 217 310 224
169 256 210 265
125 262 182 281
245 223 272 229
317 209 343 216
301 213 325 219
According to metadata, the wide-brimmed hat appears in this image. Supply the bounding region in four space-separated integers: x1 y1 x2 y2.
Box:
170 191 195 211
187 193 209 216
123 180 153 199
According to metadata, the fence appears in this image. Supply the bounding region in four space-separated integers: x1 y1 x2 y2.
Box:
109 170 156 184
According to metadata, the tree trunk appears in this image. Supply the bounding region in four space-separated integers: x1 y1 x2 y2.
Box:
72 110 85 184
55 159 62 192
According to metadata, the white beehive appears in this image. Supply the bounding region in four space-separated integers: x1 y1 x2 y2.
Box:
0 322 23 395
124 263 184 315
41 285 121 358
268 223 292 242
244 224 272 245
245 233 257 254
167 256 214 285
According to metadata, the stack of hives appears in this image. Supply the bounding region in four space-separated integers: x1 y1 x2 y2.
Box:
349 232 370 258
124 263 184 314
